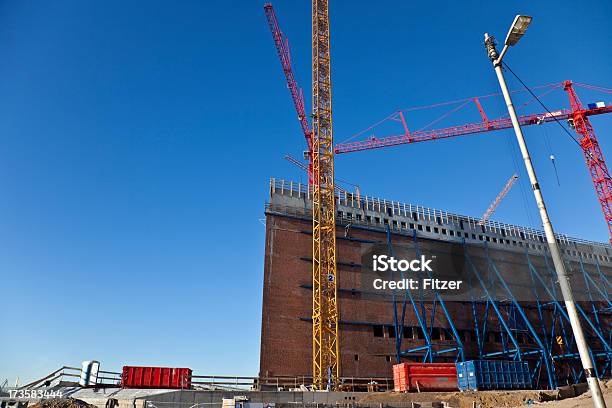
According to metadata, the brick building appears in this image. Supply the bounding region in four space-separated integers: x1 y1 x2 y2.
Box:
259 179 612 387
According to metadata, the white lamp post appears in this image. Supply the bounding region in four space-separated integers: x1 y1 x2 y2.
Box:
484 16 606 408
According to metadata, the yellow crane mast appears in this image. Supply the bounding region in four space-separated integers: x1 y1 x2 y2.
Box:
311 0 339 390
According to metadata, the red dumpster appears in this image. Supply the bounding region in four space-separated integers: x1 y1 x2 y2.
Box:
121 366 192 389
393 363 458 392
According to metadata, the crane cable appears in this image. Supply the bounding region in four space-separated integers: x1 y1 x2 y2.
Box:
502 61 612 182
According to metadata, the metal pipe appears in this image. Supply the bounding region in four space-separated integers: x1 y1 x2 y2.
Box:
484 32 606 408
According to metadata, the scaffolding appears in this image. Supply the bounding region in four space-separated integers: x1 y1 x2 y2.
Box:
386 231 612 389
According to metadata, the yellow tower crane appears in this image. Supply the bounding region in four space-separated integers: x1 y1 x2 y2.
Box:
311 0 339 390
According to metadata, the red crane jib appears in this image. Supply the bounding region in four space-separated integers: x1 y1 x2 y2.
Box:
334 106 612 154
264 3 312 151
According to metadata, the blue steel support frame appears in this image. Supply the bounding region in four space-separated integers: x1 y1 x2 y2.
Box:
463 242 556 389
526 251 612 383
386 227 464 363
382 222 610 389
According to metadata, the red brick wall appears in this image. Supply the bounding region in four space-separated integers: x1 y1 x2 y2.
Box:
259 213 534 379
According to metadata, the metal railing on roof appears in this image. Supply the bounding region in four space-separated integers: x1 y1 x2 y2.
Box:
269 178 610 249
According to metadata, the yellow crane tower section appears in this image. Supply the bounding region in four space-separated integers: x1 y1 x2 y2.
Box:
311 0 340 390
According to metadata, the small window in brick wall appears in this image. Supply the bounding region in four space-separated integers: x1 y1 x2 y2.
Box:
387 326 396 338
373 325 384 337
403 326 413 339
416 327 425 339
431 327 442 340
385 356 392 362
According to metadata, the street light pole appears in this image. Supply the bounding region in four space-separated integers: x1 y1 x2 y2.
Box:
484 21 606 408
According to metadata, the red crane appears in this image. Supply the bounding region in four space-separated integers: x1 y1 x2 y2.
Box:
264 3 313 182
564 80 612 243
334 81 612 244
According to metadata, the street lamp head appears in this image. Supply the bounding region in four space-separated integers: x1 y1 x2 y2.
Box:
504 15 532 46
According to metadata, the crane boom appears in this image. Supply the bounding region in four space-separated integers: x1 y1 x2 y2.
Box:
334 105 612 154
311 0 339 390
480 174 518 224
264 3 313 180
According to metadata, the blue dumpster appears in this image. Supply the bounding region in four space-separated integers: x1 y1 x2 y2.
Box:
455 360 532 391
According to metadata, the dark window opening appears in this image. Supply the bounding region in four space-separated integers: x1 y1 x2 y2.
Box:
373 325 384 337
417 224 423 231
403 326 413 339
385 355 392 362
354 354 359 361
387 326 396 338
356 214 362 221
375 217 381 224
386 207 393 217
442 228 447 235
431 327 442 340
426 226 431 232
416 327 425 339
434 227 439 233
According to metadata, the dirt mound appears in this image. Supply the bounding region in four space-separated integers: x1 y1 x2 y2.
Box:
357 389 552 408
357 380 612 408
29 398 97 408
442 390 552 408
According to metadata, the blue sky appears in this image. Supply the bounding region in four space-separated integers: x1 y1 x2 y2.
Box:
0 1 610 383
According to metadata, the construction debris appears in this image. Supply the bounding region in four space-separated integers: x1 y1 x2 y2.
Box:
29 398 96 408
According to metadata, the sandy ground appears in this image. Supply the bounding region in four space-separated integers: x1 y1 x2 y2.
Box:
358 379 612 408
514 380 612 408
